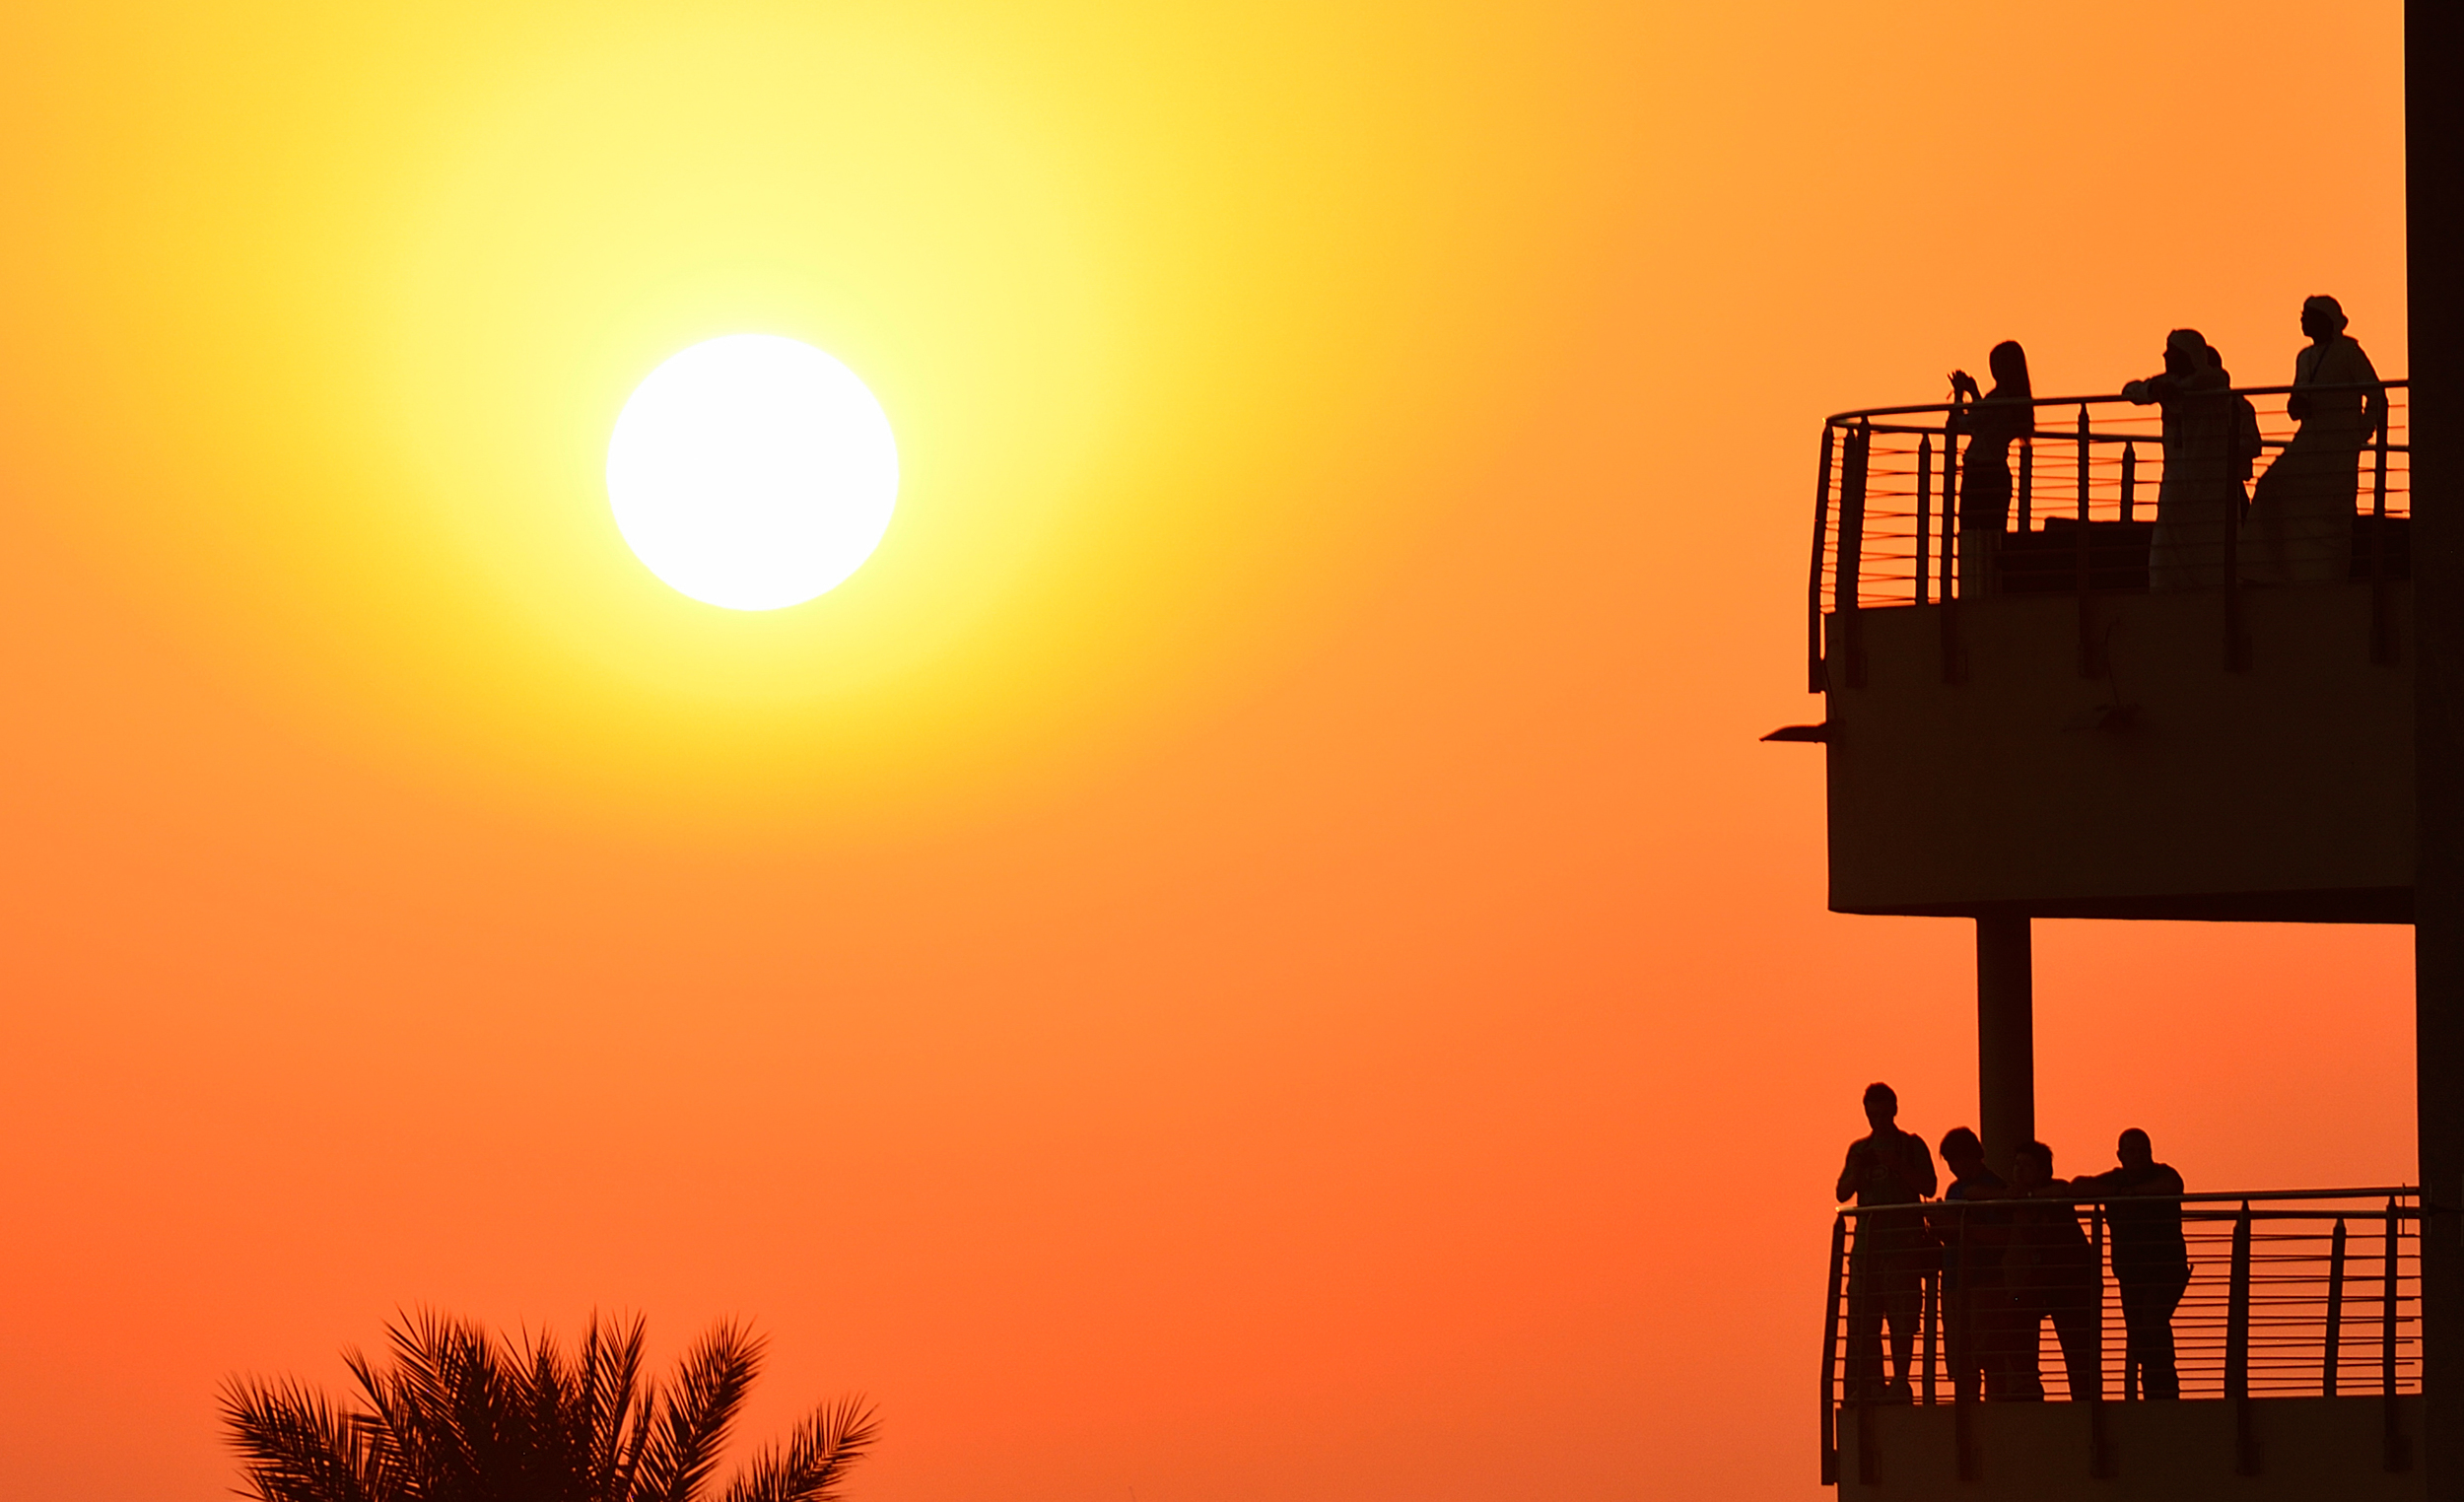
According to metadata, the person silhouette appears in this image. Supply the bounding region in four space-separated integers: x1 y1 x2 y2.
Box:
1947 341 2033 597
2124 330 2236 590
1931 1126 2023 1400
2246 295 2387 583
2207 343 2265 504
2011 1141 2100 1401
1836 1083 1938 1401
2080 1128 2189 1399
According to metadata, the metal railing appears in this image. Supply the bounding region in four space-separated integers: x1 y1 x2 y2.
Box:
1818 1187 2420 1484
1806 380 2410 692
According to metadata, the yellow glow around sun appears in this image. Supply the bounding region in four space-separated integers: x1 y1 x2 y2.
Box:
5 0 1608 824
606 335 899 611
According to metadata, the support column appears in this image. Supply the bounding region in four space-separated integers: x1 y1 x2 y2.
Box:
1976 915 2034 1180
2409 4 2464 1494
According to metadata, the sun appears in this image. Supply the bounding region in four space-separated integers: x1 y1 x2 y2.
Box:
605 334 900 611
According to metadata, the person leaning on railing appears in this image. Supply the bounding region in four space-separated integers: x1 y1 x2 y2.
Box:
2010 1141 2101 1402
1835 1082 1939 1402
2075 1128 2190 1400
2246 294 2388 584
1931 1127 2028 1401
2124 330 2238 592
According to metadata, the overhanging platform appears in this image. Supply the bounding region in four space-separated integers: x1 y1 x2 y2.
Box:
1837 1397 2421 1500
1821 581 2414 922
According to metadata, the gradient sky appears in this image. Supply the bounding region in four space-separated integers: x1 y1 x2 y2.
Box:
0 3 2414 1499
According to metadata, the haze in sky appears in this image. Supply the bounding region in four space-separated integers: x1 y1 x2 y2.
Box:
0 2 2410 1498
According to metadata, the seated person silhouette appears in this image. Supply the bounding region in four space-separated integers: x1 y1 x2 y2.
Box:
1835 1083 1938 1401
2078 1128 2189 1399
2011 1141 2100 1402
1930 1127 2027 1401
1947 341 2033 597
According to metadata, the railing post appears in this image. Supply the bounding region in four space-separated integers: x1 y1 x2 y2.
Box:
2121 1201 2137 1400
1922 1267 1938 1406
2371 419 2395 663
2385 1197 2412 1472
1821 1213 1844 1485
1953 1208 1978 1482
2120 440 2137 524
2076 404 2096 677
1808 426 1837 694
1915 434 1933 607
2224 393 2249 671
2328 1215 2349 1397
1941 422 1963 684
2088 1201 2113 1478
2230 1201 2258 1473
1836 424 1871 689
2018 435 2033 533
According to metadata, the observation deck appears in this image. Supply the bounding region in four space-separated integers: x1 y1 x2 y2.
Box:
1791 380 2412 922
1783 375 2432 1497
1820 1189 2423 1499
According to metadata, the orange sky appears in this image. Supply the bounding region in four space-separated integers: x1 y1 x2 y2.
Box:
0 3 2414 1499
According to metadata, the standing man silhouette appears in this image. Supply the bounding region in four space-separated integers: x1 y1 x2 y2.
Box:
2012 1141 2101 1401
1837 1083 1939 1400
2081 1127 2190 1398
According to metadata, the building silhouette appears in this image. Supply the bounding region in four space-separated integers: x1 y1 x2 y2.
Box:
1777 13 2462 1496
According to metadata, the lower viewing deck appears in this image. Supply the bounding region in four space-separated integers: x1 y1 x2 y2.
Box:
1823 1189 2420 1498
1837 1397 2422 1500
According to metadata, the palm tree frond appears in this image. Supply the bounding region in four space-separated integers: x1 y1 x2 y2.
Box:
636 1320 765 1502
717 1397 880 1502
219 1375 392 1502
221 1312 860 1502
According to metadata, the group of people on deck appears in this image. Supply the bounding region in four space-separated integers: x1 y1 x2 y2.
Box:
1946 295 2385 596
1835 1082 2190 1404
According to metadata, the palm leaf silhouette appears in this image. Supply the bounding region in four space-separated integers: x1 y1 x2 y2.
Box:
221 1311 875 1502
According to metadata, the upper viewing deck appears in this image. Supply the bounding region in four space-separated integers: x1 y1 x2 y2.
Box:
1791 377 2414 922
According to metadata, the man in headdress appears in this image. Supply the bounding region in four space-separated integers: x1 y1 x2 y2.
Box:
2124 329 2237 590
2246 295 2387 583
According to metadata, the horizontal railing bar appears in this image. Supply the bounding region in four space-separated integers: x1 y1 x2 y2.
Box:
1837 1186 2418 1215
1822 378 2409 426
1845 421 2413 455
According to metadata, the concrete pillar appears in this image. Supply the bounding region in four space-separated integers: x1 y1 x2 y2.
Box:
2409 4 2463 1493
1976 915 2035 1180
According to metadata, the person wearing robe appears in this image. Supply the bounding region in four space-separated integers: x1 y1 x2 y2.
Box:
2246 295 2386 583
1947 341 2033 597
2125 329 2237 591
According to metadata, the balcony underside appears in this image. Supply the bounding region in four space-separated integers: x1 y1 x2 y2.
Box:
1842 887 2413 923
1837 1396 2422 1500
1822 581 2414 922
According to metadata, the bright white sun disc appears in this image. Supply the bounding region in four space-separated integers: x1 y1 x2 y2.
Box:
606 334 899 610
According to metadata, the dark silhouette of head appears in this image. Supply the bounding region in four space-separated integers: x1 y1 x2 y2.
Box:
1940 1126 1985 1176
2163 328 2211 377
1988 341 2032 401
1863 1081 1899 1132
2301 295 2350 342
2117 1127 2154 1170
2015 1140 2056 1189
